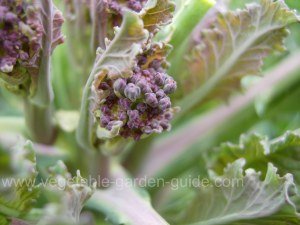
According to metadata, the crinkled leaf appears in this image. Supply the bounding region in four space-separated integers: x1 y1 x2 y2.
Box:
76 10 148 150
228 213 300 225
0 68 30 95
210 130 300 185
0 136 40 223
177 0 299 115
180 159 298 225
36 161 95 225
141 0 175 33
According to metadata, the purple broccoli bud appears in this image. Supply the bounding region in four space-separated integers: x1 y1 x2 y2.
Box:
159 97 171 110
155 72 166 86
93 42 177 140
156 89 166 100
136 79 152 94
128 0 144 12
104 0 147 13
164 77 177 94
100 114 111 127
145 93 158 108
118 98 132 110
113 78 126 93
124 83 141 102
137 103 147 113
99 82 110 90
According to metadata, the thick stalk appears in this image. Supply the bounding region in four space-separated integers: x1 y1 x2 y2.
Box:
23 0 59 144
86 150 111 187
24 99 56 145
91 0 107 51
87 164 169 225
31 0 54 106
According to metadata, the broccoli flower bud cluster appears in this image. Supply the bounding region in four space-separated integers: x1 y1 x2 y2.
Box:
104 0 147 13
0 0 43 73
94 43 177 140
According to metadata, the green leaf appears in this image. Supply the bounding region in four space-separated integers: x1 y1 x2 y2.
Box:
76 10 148 151
36 161 95 225
0 216 8 225
0 68 29 96
210 130 300 185
180 159 299 225
177 0 299 116
0 137 40 223
141 0 175 33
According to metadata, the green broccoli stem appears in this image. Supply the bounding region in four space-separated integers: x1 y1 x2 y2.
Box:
24 99 56 145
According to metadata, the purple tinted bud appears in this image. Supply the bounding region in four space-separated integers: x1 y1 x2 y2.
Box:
143 126 153 134
101 105 110 114
160 121 170 130
19 51 29 60
155 72 165 86
106 93 117 102
99 82 110 90
100 115 111 127
136 79 152 93
151 84 159 93
163 77 177 94
130 73 139 83
106 1 122 13
4 12 17 23
137 103 147 113
113 78 126 93
164 112 173 120
138 55 147 65
107 121 117 130
118 98 131 110
145 93 158 107
150 59 161 70
156 89 166 100
159 97 171 110
128 110 139 121
118 111 127 121
142 70 151 77
151 120 160 128
124 83 141 102
0 6 8 16
128 0 143 12
127 110 140 129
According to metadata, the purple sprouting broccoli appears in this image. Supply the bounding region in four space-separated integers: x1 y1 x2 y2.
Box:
0 0 43 73
94 43 177 140
0 0 64 96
